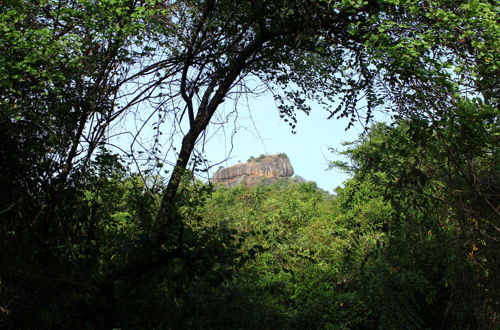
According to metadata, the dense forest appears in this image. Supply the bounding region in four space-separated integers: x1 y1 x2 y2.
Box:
0 0 498 329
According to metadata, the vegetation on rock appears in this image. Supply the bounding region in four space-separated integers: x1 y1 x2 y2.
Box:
213 154 294 187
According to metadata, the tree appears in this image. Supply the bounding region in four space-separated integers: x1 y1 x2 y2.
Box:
0 0 171 326
331 102 499 327
143 0 499 252
1 0 498 327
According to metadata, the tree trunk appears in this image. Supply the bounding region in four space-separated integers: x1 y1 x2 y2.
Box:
154 34 267 246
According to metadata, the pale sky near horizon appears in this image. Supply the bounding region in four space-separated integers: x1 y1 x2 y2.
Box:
114 82 391 193
202 93 374 193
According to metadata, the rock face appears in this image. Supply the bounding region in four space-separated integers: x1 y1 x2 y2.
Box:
212 154 294 187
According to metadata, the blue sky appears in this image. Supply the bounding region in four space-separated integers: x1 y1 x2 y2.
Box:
203 93 371 193
113 82 391 193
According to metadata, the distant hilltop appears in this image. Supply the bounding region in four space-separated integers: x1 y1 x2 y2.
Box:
211 154 294 187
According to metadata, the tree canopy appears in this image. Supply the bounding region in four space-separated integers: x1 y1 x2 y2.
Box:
0 0 498 328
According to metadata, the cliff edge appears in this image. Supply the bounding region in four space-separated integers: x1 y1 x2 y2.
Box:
211 154 294 187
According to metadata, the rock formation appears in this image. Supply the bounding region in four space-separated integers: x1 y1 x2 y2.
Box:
211 154 294 187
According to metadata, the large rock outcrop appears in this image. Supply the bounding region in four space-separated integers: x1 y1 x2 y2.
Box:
212 154 294 187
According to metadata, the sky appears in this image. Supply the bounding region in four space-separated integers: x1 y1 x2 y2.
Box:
202 93 371 193
113 80 391 194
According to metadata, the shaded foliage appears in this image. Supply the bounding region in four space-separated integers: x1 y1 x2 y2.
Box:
0 0 498 328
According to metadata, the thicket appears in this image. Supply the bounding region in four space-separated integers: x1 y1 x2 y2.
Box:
1 0 498 328
193 102 499 329
2 109 497 328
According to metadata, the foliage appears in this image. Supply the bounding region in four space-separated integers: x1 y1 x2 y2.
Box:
0 0 498 328
200 180 355 328
277 152 289 159
331 101 499 328
247 153 271 162
189 101 498 328
0 148 249 328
